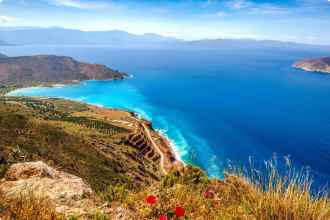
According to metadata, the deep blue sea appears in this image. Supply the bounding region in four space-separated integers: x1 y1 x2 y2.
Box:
2 45 330 187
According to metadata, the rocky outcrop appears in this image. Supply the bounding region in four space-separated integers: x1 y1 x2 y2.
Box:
0 161 109 218
0 54 130 84
292 56 330 73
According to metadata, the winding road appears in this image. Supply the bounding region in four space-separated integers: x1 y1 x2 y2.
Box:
125 112 168 175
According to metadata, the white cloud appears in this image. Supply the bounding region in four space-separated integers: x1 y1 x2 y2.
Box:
46 0 110 9
0 15 18 22
0 0 3 3
228 34 264 40
308 37 316 40
202 11 227 17
288 36 297 39
211 34 266 40
226 0 254 9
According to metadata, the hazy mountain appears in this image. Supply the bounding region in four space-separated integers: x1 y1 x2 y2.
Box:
0 39 11 46
185 39 330 50
0 26 329 49
0 26 183 47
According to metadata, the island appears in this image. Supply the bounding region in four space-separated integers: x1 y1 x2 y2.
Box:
292 56 330 73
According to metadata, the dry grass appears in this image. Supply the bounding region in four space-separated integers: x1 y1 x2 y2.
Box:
0 190 61 220
123 159 330 220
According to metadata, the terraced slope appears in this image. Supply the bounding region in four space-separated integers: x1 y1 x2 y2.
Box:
0 97 161 191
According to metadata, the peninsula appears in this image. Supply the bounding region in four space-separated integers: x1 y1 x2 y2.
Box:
0 54 130 94
292 56 330 74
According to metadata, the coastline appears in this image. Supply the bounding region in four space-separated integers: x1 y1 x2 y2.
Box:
123 109 183 164
4 81 183 172
4 82 83 96
156 128 183 163
3 74 133 96
292 65 330 74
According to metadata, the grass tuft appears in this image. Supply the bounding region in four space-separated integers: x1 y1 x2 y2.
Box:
123 157 329 219
0 190 61 220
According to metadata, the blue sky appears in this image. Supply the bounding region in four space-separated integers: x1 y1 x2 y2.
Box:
0 0 330 44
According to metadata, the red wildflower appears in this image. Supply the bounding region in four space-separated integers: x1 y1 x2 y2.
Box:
175 206 185 216
158 216 167 220
213 200 219 204
205 191 210 196
146 195 156 204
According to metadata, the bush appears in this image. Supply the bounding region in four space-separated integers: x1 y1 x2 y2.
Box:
162 164 210 187
98 183 129 203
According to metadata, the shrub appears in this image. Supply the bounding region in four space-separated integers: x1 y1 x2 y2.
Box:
162 164 210 187
98 183 129 203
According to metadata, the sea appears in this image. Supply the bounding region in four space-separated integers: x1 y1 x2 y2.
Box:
2 45 330 188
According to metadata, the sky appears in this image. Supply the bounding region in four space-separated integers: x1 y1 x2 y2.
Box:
0 0 330 44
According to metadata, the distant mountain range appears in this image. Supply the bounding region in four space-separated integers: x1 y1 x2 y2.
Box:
0 26 181 47
0 26 329 49
0 39 12 46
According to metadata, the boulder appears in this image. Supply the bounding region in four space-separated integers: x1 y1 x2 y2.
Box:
0 161 108 218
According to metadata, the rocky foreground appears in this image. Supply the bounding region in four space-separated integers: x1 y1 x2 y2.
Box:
292 56 330 73
1 161 104 218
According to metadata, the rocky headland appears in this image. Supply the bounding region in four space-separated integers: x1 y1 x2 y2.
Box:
292 56 330 73
0 54 130 88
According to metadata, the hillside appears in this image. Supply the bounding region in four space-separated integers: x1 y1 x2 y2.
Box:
0 97 166 190
0 54 130 94
293 56 330 73
0 97 328 219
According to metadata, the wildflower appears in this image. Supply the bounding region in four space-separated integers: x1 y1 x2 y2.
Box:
139 208 144 212
158 216 167 220
146 195 156 204
205 191 210 196
213 200 219 204
175 206 185 216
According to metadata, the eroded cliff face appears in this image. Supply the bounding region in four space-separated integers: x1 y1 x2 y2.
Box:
292 56 330 73
0 54 130 84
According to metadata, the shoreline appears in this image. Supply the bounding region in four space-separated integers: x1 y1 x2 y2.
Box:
4 82 83 96
4 81 183 167
122 110 183 164
4 74 133 96
156 128 183 163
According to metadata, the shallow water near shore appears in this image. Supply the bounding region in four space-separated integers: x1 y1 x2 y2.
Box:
3 45 330 187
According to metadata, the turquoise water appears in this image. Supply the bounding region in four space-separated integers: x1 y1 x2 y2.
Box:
3 46 330 187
